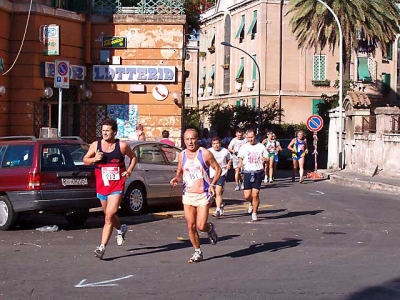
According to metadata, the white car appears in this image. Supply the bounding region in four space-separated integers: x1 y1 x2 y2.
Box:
123 141 182 214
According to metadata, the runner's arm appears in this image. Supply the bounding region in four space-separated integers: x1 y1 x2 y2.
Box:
287 138 296 153
83 141 99 165
170 152 183 187
120 142 137 176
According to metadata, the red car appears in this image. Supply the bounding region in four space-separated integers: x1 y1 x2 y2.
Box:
0 136 99 230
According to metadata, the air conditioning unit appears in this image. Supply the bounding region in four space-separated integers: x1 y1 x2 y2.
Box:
112 56 121 65
235 82 242 91
246 81 254 89
40 127 58 138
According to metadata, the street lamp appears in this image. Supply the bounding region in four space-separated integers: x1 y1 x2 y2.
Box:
221 41 262 141
316 0 343 169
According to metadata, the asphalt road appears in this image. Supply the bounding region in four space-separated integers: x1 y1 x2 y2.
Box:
1 171 400 300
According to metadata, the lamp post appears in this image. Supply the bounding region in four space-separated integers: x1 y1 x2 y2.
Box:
221 41 262 141
316 0 343 169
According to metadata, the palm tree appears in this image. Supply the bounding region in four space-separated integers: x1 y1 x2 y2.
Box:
287 0 400 82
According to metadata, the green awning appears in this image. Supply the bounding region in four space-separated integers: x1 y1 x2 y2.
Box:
210 65 215 79
236 64 244 79
247 11 257 35
209 30 215 47
358 57 372 82
202 67 206 79
235 15 245 38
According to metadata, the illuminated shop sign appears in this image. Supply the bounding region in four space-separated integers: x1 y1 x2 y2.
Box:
92 65 176 82
102 36 127 48
43 62 86 80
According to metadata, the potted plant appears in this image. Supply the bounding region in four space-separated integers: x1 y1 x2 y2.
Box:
222 64 230 69
236 77 244 83
208 45 215 53
199 83 206 89
312 79 331 87
208 82 214 87
199 51 206 58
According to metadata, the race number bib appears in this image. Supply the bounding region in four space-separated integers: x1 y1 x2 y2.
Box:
298 144 305 151
101 167 120 186
185 167 203 187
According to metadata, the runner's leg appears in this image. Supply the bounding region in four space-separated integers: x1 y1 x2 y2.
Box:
184 204 200 249
101 193 122 246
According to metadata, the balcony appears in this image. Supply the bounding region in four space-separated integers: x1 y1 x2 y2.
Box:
92 0 184 15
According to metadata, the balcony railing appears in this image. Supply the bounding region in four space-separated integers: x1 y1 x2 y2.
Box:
391 116 400 133
92 0 184 15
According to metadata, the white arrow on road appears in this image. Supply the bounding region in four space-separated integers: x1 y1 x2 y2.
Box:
308 190 325 196
75 275 134 288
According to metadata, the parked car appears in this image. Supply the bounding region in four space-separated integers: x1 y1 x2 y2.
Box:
0 136 99 230
122 141 182 215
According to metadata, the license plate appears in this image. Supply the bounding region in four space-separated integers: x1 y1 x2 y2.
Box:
61 178 88 186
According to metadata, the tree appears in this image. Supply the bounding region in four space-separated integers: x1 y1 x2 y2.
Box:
200 101 283 137
287 0 400 81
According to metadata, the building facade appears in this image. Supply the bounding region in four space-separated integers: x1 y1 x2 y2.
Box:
194 0 399 127
0 0 186 145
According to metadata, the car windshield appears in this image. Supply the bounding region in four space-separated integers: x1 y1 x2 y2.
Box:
41 143 89 171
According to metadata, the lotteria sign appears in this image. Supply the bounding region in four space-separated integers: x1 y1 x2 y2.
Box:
92 65 176 82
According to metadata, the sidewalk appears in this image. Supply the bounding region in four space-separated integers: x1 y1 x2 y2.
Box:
318 169 400 195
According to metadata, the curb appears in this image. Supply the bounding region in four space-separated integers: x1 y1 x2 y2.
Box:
328 174 400 195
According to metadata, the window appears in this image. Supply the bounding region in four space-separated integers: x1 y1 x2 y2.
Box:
41 144 85 171
313 55 327 81
210 65 215 80
252 55 257 81
2 146 34 168
185 80 191 96
312 99 325 115
236 57 244 81
247 10 257 40
383 42 393 61
139 144 166 164
251 98 256 108
160 145 180 165
357 57 372 82
236 15 245 43
209 28 216 49
0 146 6 165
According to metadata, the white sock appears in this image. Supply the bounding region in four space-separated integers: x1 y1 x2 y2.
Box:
99 244 105 250
195 248 201 253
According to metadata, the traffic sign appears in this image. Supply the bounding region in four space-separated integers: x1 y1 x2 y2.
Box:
54 60 70 89
306 115 324 132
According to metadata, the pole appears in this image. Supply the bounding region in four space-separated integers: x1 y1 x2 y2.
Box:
58 88 62 137
221 42 261 141
316 0 343 169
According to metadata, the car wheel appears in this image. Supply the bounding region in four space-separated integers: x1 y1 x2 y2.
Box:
123 184 147 215
0 195 18 231
64 209 89 226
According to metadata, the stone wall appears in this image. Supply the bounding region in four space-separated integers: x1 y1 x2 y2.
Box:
329 106 400 177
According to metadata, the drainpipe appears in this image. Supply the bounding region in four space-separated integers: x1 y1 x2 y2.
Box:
85 0 92 64
278 0 284 123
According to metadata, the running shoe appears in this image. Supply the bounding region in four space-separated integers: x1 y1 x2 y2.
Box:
269 178 273 183
247 203 253 214
94 245 105 259
251 213 258 222
240 181 244 190
116 224 128 246
220 202 225 216
188 250 203 263
263 176 268 183
212 209 221 218
299 177 304 184
234 185 240 191
207 222 218 245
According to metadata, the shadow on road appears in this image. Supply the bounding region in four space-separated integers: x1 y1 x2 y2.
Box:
345 277 400 300
262 209 324 220
204 238 302 261
102 234 241 261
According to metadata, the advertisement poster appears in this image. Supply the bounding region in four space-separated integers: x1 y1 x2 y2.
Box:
107 105 138 139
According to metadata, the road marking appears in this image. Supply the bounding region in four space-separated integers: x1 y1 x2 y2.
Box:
153 204 274 218
308 190 325 196
75 275 133 288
